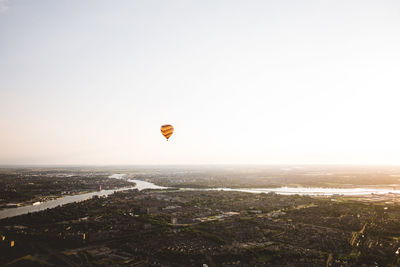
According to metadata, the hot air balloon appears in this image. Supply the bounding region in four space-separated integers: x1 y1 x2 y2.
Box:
161 124 174 141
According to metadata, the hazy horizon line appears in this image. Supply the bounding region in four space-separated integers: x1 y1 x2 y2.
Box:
2 163 400 168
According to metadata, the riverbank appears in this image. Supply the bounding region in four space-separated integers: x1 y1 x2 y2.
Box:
0 172 133 210
3 174 400 220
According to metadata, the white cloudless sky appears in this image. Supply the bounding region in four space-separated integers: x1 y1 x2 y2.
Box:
1 0 400 165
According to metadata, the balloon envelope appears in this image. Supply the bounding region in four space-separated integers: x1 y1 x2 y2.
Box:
161 124 174 140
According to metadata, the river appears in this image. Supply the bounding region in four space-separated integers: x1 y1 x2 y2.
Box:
0 175 167 220
195 186 400 196
1 174 400 220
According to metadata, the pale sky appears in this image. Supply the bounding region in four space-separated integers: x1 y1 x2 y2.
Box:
1 0 400 165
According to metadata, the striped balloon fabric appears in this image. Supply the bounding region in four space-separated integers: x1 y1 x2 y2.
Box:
160 124 174 140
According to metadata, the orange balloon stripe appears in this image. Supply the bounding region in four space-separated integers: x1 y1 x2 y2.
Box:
161 126 173 131
163 130 173 135
162 129 173 135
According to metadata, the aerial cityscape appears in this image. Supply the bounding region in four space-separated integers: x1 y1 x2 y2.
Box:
2 166 400 266
1 0 400 266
